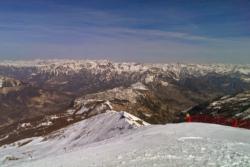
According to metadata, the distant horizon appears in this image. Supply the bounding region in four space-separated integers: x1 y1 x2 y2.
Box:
0 0 249 63
1 58 250 65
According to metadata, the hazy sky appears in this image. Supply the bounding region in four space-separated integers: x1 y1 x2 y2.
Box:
0 0 250 63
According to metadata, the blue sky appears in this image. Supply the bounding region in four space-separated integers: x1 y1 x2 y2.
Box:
0 0 249 63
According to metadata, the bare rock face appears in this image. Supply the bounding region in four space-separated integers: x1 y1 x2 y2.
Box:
185 91 250 121
0 76 23 88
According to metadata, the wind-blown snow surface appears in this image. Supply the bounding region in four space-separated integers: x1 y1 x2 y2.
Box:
1 113 250 167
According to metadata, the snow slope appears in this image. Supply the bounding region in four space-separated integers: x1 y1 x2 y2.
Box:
1 115 250 166
0 111 149 167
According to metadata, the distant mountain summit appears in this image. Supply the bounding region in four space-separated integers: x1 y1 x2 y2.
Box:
1 59 250 78
0 59 250 146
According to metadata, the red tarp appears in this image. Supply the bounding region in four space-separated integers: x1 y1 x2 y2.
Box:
186 115 250 130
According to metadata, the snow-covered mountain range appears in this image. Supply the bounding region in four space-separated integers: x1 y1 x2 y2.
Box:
1 59 250 80
0 59 250 129
1 59 250 166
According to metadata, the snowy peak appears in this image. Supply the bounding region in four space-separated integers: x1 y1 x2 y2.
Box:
114 111 150 127
0 111 149 166
2 111 148 148
47 111 148 147
131 82 148 90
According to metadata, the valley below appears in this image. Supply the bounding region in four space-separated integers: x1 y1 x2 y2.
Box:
0 60 250 166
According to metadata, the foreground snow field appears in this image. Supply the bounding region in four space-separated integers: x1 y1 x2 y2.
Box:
1 112 250 167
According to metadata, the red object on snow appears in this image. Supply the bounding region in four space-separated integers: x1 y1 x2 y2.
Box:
232 119 238 127
185 114 192 122
187 114 250 129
